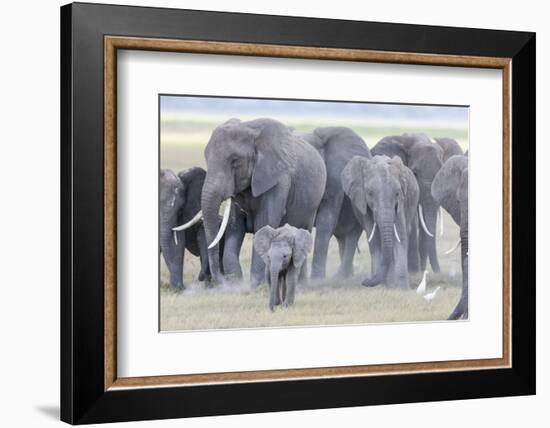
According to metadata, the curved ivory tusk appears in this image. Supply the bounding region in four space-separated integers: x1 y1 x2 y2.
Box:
418 204 434 237
172 210 203 232
173 230 178 246
439 206 444 237
367 223 377 243
208 199 231 249
393 224 401 243
445 238 461 254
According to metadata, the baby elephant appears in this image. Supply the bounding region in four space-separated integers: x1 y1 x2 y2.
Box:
254 224 313 311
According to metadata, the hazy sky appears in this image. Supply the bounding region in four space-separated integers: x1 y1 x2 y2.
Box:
161 95 468 124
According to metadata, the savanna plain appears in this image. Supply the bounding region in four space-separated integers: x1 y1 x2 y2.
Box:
160 114 468 331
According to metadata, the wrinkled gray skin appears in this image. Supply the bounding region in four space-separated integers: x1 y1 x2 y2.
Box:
434 137 464 162
372 134 444 273
342 156 419 289
302 127 371 279
201 118 326 287
432 155 469 319
160 168 211 291
254 224 313 310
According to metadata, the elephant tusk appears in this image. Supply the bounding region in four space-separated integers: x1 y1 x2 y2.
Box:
173 230 178 246
418 204 434 238
393 224 401 243
439 206 444 237
367 223 377 243
172 210 203 231
208 199 231 249
445 239 461 254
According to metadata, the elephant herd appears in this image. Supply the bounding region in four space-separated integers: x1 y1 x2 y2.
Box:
160 118 469 319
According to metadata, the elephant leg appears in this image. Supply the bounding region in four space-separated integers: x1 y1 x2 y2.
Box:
427 235 441 273
311 193 344 280
408 219 419 273
222 214 246 280
419 231 441 272
335 226 361 279
161 228 185 291
298 262 308 285
420 209 440 273
284 265 300 307
250 250 265 288
337 236 345 262
418 229 428 271
393 236 410 289
196 227 210 283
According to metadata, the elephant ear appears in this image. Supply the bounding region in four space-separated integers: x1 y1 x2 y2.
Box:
388 156 409 195
254 225 276 264
431 155 468 224
292 228 313 269
341 156 368 215
251 122 294 197
457 167 468 204
177 167 206 222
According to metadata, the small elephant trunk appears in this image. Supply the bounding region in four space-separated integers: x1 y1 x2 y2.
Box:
268 253 287 310
269 269 281 311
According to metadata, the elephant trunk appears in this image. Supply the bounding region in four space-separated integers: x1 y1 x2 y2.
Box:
364 210 394 287
449 229 468 320
160 216 184 290
200 179 226 284
268 254 286 310
269 268 281 311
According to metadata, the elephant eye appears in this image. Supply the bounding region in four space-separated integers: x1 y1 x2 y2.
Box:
230 157 240 168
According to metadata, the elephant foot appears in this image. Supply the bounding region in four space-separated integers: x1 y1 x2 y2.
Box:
333 268 352 280
198 270 208 282
250 278 265 289
310 272 326 281
361 276 382 288
283 299 294 307
171 284 185 293
206 274 227 288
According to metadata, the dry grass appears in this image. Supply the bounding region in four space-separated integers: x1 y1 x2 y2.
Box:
160 115 468 331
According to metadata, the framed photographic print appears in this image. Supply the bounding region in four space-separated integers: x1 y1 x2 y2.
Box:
60 2 535 424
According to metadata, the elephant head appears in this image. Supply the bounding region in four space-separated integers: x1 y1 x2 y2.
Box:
432 155 469 319
254 224 312 310
342 155 418 288
160 167 206 290
401 133 444 272
434 137 464 162
201 118 298 284
371 136 408 164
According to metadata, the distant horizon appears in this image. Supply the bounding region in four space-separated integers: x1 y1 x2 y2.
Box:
160 94 469 125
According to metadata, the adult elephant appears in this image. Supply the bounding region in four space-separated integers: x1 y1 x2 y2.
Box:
342 155 419 289
432 155 469 319
201 118 327 287
160 168 212 290
302 127 371 280
372 133 444 273
434 137 464 162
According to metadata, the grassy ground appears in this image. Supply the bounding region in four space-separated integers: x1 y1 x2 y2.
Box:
160 114 468 331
